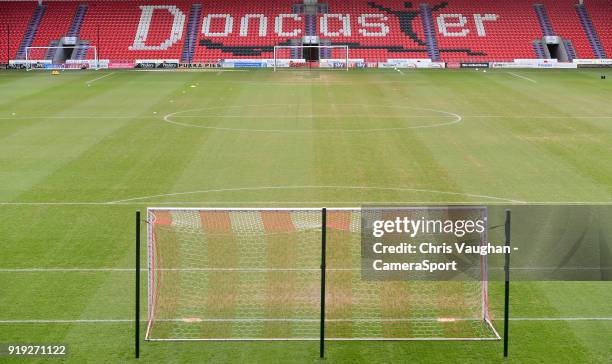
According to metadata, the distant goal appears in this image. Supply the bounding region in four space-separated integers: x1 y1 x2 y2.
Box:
273 45 349 71
145 207 500 342
25 45 99 71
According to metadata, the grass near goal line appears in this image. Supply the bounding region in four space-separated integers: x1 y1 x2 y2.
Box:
0 68 611 363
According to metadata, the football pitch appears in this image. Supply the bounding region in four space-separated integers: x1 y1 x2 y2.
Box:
0 68 611 363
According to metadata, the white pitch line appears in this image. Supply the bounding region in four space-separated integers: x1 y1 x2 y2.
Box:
161 103 463 133
156 317 612 323
105 185 522 204
0 115 141 120
0 319 132 324
0 202 115 206
0 268 357 273
1 200 611 206
0 268 135 272
464 115 612 119
85 72 115 84
1 317 611 324
3 267 610 273
508 317 612 321
507 72 537 83
1 201 612 207
0 201 526 206
2 113 611 121
171 114 453 119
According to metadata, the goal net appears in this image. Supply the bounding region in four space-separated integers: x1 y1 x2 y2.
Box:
25 46 99 70
273 45 349 71
146 208 499 341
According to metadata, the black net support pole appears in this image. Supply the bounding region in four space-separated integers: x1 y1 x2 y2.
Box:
503 209 511 358
135 210 141 359
320 208 327 359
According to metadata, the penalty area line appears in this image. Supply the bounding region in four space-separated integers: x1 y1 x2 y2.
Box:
86 72 116 84
0 200 524 208
105 185 520 204
507 72 537 83
0 200 523 206
2 200 612 206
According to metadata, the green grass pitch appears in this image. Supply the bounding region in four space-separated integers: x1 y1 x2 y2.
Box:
0 68 611 363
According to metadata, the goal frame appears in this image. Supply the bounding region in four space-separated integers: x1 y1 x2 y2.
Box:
273 45 349 71
25 45 99 71
144 207 502 344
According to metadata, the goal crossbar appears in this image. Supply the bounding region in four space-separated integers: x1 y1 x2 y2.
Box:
273 45 349 71
25 45 99 70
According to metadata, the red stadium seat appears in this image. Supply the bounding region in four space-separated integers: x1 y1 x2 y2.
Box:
1 0 610 63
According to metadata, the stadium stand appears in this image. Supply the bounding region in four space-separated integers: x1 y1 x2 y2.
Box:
575 2 607 58
1 0 611 64
190 0 305 62
28 2 77 59
432 0 540 62
0 1 40 60
586 0 611 59
536 1 593 60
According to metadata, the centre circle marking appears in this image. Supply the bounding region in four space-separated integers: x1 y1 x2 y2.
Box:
163 104 463 132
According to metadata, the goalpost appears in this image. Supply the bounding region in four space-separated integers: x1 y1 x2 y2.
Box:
145 207 501 344
25 45 99 71
273 45 349 71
